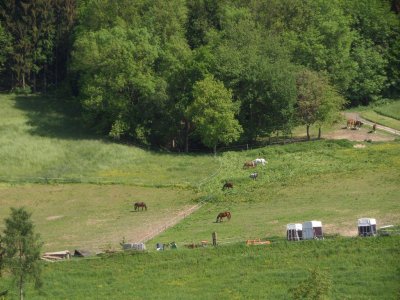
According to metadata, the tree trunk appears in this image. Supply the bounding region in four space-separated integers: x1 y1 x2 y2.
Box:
19 274 23 300
306 125 310 140
33 72 36 93
43 64 47 93
213 144 217 156
19 246 23 300
318 127 321 139
22 73 26 90
184 120 189 153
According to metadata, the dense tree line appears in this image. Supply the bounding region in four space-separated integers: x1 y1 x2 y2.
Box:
0 0 75 92
0 0 399 152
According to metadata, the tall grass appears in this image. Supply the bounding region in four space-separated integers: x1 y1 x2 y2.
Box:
374 100 400 120
0 94 218 186
360 110 400 131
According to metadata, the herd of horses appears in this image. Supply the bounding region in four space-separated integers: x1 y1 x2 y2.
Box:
346 118 363 130
137 119 376 230
219 157 267 222
133 157 267 225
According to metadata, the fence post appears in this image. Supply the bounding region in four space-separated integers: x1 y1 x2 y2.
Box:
212 232 217 246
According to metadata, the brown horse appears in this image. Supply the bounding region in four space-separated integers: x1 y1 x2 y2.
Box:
222 182 233 190
243 161 256 169
134 202 147 211
216 211 231 222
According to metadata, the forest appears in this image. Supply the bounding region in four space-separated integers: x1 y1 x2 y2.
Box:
0 0 399 152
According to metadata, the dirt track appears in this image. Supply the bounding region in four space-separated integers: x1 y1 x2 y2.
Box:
323 113 399 142
345 112 400 136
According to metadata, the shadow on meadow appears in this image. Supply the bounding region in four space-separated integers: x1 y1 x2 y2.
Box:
13 94 99 140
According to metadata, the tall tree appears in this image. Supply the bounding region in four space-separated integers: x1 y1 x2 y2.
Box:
71 26 163 142
2 207 42 300
187 75 242 154
0 23 11 73
0 1 34 89
296 69 345 140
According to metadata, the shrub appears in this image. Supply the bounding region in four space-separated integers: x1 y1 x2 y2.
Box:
289 268 332 300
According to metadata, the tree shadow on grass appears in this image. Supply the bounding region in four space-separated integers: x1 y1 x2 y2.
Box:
13 94 103 140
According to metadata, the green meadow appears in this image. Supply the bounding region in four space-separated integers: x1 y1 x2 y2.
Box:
0 93 399 299
356 100 400 130
0 237 399 299
0 94 218 186
373 100 400 121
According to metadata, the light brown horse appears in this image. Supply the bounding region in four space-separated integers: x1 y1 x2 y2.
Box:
216 211 231 222
243 161 256 169
134 202 147 211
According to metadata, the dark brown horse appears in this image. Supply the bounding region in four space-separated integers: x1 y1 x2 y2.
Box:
134 202 147 211
216 211 231 222
222 182 233 190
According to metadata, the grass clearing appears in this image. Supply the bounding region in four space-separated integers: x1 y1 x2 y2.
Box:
0 184 198 252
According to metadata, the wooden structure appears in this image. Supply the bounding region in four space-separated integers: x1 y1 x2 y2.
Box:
286 223 303 241
302 221 323 240
42 250 71 261
358 218 377 237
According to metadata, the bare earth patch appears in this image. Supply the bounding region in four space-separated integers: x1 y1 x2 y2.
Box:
324 128 395 142
46 215 63 221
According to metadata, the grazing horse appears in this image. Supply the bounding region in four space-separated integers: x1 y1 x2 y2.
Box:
249 172 258 180
134 202 147 211
243 161 256 169
347 119 363 130
216 211 231 222
253 158 267 166
222 182 233 190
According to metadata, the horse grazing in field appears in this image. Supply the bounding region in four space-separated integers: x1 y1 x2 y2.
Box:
216 211 231 222
222 182 234 190
134 202 147 211
253 158 267 166
243 161 256 169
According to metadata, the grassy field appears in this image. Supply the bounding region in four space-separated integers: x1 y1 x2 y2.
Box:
1 93 400 298
360 110 400 131
0 236 398 299
0 184 198 252
0 93 218 186
148 140 400 249
374 100 400 120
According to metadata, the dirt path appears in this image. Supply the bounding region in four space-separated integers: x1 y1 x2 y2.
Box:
344 112 400 136
322 113 398 142
136 203 203 244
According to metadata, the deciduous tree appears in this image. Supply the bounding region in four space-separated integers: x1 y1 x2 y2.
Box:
2 207 42 300
187 75 242 154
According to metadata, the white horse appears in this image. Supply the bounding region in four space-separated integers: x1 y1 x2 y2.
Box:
253 158 267 166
